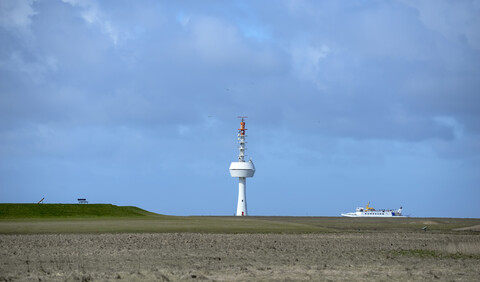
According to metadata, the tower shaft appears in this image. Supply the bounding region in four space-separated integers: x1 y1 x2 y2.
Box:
236 177 247 216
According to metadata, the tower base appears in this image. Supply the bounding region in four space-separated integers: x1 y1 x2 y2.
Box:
236 177 247 216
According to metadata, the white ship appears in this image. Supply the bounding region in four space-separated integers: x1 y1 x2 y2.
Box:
341 202 405 217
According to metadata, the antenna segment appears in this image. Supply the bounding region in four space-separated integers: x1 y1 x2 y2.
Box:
237 116 247 162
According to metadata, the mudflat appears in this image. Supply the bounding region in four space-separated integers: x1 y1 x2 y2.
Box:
1 232 479 281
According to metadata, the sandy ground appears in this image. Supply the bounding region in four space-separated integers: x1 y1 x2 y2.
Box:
1 232 479 281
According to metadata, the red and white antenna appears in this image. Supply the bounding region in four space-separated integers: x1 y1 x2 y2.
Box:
237 116 247 162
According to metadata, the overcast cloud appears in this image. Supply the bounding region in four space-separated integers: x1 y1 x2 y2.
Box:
1 0 479 217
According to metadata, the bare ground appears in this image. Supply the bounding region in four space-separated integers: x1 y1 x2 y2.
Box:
0 232 479 281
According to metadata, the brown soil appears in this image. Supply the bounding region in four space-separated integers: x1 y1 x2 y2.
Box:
454 225 480 232
1 233 479 281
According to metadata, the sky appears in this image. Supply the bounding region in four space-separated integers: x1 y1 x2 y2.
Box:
1 0 479 218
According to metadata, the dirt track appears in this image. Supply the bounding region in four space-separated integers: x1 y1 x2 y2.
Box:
1 232 479 281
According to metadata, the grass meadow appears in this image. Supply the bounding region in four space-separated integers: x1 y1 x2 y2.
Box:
1 204 479 234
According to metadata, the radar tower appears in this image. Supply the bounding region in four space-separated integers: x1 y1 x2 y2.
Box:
229 117 255 216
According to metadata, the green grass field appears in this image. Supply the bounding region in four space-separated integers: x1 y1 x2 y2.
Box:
0 203 156 218
0 204 479 234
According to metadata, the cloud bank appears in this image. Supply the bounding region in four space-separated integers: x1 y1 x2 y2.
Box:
1 0 479 217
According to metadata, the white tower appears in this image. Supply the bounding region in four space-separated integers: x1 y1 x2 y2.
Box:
229 117 255 216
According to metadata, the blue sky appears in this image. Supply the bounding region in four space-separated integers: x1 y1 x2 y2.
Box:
1 0 479 217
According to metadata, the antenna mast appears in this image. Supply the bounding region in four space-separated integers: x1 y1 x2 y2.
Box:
237 116 248 162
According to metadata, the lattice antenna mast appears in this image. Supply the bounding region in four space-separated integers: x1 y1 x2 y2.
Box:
237 116 248 162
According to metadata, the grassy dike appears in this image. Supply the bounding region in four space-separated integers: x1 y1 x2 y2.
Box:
0 204 329 234
0 203 156 218
0 204 479 234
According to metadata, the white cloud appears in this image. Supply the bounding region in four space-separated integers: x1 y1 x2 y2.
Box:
0 0 36 31
290 44 332 88
191 16 246 63
62 0 120 45
0 51 57 83
401 0 480 50
182 15 283 74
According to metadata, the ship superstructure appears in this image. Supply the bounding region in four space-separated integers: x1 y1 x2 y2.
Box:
341 202 405 217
